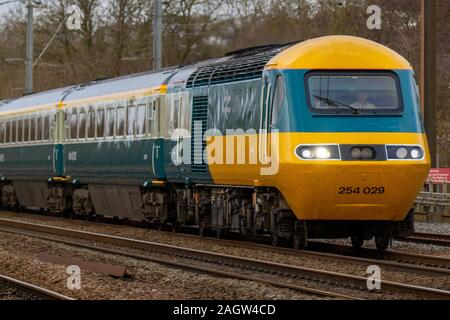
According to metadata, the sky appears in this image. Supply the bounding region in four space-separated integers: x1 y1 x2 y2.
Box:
0 1 21 23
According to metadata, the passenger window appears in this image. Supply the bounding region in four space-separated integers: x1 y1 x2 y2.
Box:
11 120 17 143
5 122 10 143
24 118 29 142
18 119 23 142
127 104 136 136
70 111 77 140
78 110 86 139
96 108 105 138
147 99 155 136
36 117 43 140
30 118 36 141
0 123 4 144
117 107 125 136
271 75 285 128
106 108 115 137
87 107 95 138
136 104 145 135
43 116 50 141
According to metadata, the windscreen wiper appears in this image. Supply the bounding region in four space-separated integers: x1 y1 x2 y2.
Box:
313 95 360 114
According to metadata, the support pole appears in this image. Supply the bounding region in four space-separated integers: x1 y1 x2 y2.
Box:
152 0 162 70
25 0 34 94
420 0 437 167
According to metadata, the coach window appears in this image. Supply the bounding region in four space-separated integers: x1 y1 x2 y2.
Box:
17 118 23 143
168 97 180 136
87 106 95 139
23 118 29 142
136 102 146 136
146 97 155 136
11 120 17 143
127 101 136 136
0 123 3 144
70 110 77 140
43 115 50 141
271 75 285 129
117 106 125 137
106 107 115 137
30 118 36 141
36 116 43 141
5 121 10 143
78 109 86 139
96 108 105 138
0 123 4 144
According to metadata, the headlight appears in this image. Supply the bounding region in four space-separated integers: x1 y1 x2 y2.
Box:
296 145 340 160
395 147 408 159
315 147 331 159
410 148 422 159
387 145 424 160
301 148 313 159
350 147 361 159
361 147 374 159
349 146 375 160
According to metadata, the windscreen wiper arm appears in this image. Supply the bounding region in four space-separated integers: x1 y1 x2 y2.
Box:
314 95 360 114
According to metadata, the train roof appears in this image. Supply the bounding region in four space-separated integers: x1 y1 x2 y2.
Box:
0 36 411 116
266 35 412 71
0 68 177 115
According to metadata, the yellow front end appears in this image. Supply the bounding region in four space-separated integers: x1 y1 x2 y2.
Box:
208 132 430 222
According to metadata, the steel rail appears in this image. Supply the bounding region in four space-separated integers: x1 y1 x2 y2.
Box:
0 218 449 300
0 274 74 300
401 232 450 246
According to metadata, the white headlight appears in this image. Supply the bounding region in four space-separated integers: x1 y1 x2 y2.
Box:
396 147 408 159
315 147 331 159
301 148 313 159
410 148 421 159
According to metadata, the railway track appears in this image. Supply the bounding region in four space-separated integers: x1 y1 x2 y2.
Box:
7 211 450 277
0 218 449 300
401 232 450 247
0 274 73 300
168 233 450 278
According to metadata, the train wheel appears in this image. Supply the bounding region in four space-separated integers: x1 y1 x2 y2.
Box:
271 234 280 247
350 236 364 249
293 220 307 250
293 234 307 250
375 234 390 251
199 226 206 237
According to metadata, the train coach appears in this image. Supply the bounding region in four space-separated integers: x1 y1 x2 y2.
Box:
0 36 430 250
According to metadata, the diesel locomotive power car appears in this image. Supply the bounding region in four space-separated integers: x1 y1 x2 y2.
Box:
0 36 430 250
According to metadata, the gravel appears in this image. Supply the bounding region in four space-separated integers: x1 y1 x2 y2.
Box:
0 230 317 300
415 222 450 234
0 211 448 297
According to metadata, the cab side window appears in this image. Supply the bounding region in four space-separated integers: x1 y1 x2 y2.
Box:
271 75 285 129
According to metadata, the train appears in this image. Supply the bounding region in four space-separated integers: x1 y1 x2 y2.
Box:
0 35 431 251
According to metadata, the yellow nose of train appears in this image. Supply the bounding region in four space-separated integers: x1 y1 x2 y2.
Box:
275 132 430 221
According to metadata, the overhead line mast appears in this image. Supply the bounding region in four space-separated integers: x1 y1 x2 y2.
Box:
153 0 163 71
420 0 437 167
